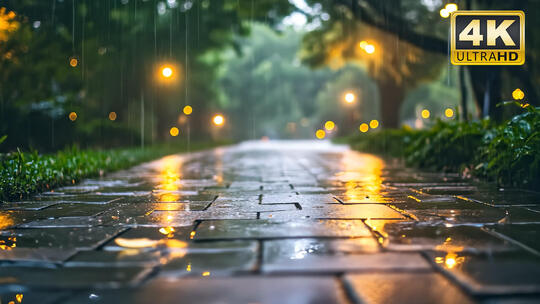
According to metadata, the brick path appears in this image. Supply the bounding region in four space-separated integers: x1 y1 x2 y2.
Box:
1 140 540 303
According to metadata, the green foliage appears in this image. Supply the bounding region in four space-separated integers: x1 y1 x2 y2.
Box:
477 106 540 187
405 120 488 171
1 1 294 150
0 135 6 145
0 141 228 201
348 107 540 189
348 127 421 158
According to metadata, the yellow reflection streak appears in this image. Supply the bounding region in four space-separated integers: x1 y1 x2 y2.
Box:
154 155 184 225
338 151 385 203
213 148 224 184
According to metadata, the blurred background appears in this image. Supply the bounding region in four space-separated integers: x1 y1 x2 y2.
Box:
0 0 538 151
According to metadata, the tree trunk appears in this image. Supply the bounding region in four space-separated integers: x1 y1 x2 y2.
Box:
378 78 405 128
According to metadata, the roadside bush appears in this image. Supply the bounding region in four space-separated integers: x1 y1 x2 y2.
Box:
405 119 488 171
349 127 421 158
347 106 540 189
477 106 540 187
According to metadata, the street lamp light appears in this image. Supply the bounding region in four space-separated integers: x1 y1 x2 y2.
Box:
161 66 173 78
156 63 179 84
344 92 356 104
212 114 225 126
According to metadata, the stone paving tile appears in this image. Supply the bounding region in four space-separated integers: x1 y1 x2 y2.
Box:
262 239 430 273
344 272 475 304
160 248 258 277
364 220 518 252
459 190 540 207
61 276 349 304
209 200 300 212
105 226 193 246
19 216 102 228
0 266 152 289
490 224 540 252
0 227 125 249
428 251 540 295
194 219 373 240
0 201 57 210
400 204 540 224
65 250 161 267
258 204 407 220
0 247 76 263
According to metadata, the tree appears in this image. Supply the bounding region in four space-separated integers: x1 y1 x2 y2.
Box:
0 0 295 150
300 0 540 125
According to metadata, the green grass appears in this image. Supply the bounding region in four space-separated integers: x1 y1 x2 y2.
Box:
347 105 540 189
0 141 229 201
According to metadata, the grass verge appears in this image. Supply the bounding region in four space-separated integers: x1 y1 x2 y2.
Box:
0 141 229 201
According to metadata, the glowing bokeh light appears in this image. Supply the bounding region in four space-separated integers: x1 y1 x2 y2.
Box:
445 3 458 13
359 41 368 49
364 44 375 54
169 127 179 137
512 88 525 100
315 129 326 139
440 8 450 18
359 123 369 133
369 119 379 129
445 108 454 118
68 112 77 121
69 57 78 67
183 105 193 115
421 109 430 119
108 111 117 121
324 120 335 131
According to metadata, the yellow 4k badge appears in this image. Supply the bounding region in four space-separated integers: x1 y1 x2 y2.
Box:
451 11 525 65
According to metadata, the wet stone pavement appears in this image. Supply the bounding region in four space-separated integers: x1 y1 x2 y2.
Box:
2 140 540 303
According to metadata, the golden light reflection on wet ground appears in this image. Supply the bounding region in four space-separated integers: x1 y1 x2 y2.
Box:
435 252 466 269
155 155 184 202
0 213 15 230
152 155 186 226
337 151 387 203
212 148 225 185
0 236 16 251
